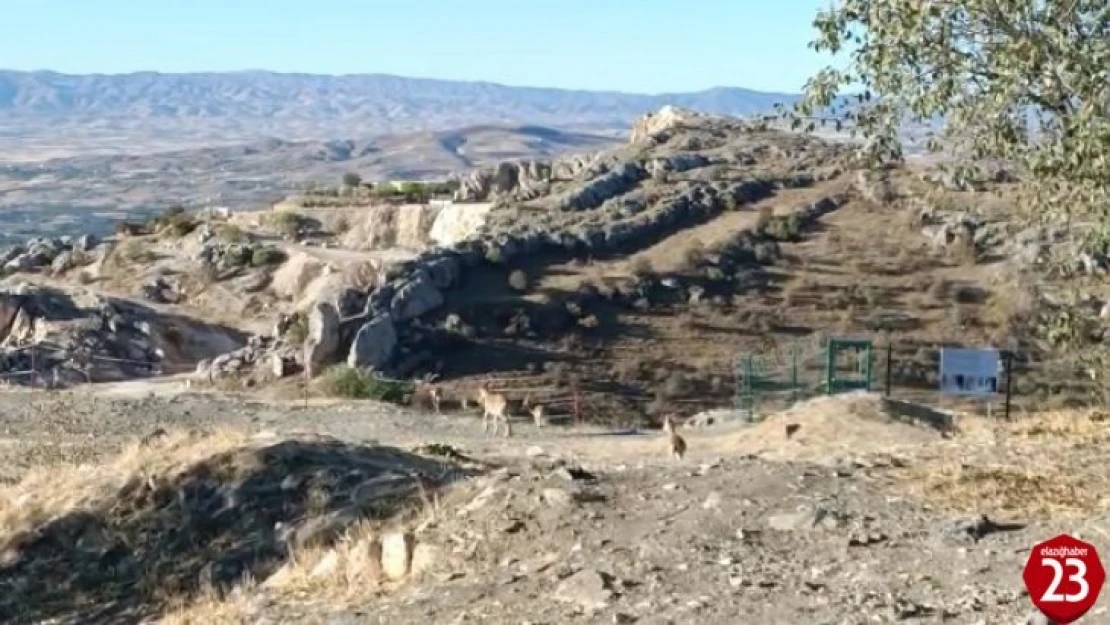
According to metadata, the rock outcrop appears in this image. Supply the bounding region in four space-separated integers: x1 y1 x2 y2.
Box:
0 284 247 387
629 105 713 144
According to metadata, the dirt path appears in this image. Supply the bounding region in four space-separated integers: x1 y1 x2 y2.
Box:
539 182 850 291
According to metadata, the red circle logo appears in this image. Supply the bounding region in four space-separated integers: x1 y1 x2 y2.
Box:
1023 534 1106 623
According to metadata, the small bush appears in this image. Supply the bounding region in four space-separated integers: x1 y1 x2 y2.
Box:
250 246 287 267
119 239 155 264
929 278 951 302
752 240 779 264
508 269 529 291
285 314 309 346
216 224 247 243
755 205 774 231
269 211 306 239
319 365 409 402
950 232 979 265
629 257 654 278
485 245 504 264
578 314 600 329
662 371 691 399
681 240 707 271
758 213 804 242
334 216 351 234
152 206 199 237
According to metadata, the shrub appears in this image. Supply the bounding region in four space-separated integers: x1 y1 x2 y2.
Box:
341 172 362 188
578 314 600 329
485 245 504 264
629 257 654 278
269 211 305 239
319 365 409 402
216 224 247 243
251 246 287 267
662 371 690 398
508 269 529 291
285 314 309 346
755 205 774 231
152 205 199 237
680 240 707 271
119 239 155 264
758 213 804 242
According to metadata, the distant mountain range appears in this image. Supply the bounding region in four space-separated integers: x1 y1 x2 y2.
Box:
0 70 800 150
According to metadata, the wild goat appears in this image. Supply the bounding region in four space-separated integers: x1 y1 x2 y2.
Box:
662 414 687 461
478 382 511 437
523 393 548 427
416 373 441 414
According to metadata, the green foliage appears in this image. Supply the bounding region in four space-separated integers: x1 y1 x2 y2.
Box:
756 213 804 242
151 205 199 237
250 245 287 267
792 0 1110 228
268 211 306 238
341 172 362 188
319 365 410 403
215 224 247 243
285 314 309 346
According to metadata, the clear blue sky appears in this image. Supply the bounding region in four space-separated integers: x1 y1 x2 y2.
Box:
0 0 836 94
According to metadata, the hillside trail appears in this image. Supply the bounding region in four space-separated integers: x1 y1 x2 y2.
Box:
539 181 850 291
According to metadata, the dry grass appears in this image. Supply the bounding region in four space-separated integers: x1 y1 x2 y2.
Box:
0 428 254 537
897 409 1110 519
0 427 468 624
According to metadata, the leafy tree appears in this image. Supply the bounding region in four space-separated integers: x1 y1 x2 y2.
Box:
792 0 1110 240
341 172 362 188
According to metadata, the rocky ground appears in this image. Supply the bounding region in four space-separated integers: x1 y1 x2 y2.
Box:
0 383 1101 624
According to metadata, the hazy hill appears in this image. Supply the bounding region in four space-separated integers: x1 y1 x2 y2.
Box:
0 70 798 156
0 124 621 243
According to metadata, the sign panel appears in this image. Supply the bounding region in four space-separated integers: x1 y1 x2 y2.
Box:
939 347 1000 396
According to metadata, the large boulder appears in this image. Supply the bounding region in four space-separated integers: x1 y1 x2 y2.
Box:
629 105 711 144
347 314 397 370
390 274 444 321
0 293 22 342
303 301 340 376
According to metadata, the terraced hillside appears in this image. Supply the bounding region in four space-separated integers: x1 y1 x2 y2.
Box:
277 107 1092 424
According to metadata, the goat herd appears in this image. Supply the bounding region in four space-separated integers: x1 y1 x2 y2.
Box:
415 377 687 460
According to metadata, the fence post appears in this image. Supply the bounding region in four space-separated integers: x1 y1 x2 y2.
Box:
790 342 799 405
824 339 834 395
572 380 581 430
884 343 893 397
1003 350 1014 420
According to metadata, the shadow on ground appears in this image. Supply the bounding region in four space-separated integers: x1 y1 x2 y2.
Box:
0 437 479 624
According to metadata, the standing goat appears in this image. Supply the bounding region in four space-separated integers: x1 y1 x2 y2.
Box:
416 373 442 414
478 382 511 437
662 414 687 461
523 392 548 428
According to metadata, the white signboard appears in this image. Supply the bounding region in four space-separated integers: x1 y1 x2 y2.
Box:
939 348 1001 396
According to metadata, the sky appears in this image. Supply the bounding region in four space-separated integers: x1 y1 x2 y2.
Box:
0 0 837 94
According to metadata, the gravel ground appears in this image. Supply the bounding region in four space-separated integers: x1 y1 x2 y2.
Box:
0 385 1101 625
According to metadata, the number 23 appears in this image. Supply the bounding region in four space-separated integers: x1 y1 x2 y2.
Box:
1042 557 1090 603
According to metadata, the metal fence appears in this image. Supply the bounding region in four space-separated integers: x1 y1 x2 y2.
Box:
731 334 1095 421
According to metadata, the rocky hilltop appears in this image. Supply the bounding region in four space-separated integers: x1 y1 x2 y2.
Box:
0 105 1102 419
